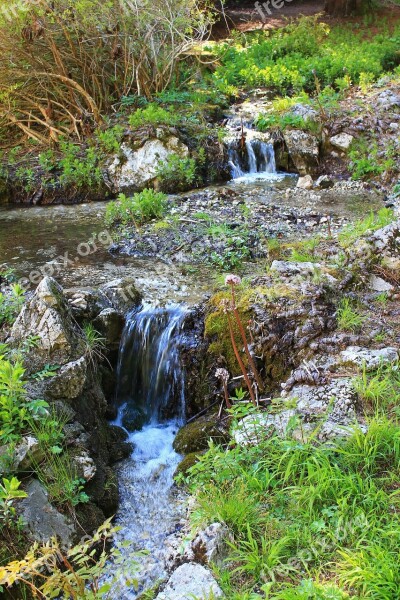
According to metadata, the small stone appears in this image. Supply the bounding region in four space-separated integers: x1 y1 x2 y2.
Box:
369 275 394 292
297 175 313 190
330 133 354 152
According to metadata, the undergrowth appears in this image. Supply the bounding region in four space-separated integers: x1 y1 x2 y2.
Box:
184 408 400 599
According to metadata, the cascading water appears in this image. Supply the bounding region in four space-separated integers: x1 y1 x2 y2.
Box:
110 305 188 598
227 138 277 180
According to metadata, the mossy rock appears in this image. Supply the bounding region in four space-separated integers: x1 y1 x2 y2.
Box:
173 415 230 454
174 451 205 479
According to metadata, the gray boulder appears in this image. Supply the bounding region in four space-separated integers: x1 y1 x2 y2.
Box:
330 133 354 152
44 356 87 400
283 130 319 175
18 479 76 549
10 277 83 366
100 277 142 313
108 135 189 194
341 346 399 370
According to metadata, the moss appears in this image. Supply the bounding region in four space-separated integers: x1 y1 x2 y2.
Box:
173 414 230 454
174 451 204 479
205 290 251 374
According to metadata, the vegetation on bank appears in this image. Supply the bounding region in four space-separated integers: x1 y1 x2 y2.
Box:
0 278 136 598
180 211 400 600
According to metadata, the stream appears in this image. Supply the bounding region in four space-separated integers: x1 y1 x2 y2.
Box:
0 142 384 597
110 305 188 597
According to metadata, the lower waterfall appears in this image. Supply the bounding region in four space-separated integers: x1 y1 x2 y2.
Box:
110 305 188 598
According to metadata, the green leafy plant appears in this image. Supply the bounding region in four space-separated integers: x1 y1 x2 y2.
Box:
31 364 60 382
128 104 178 128
58 141 102 189
0 357 48 444
155 154 198 193
0 477 27 530
0 283 25 327
105 189 168 227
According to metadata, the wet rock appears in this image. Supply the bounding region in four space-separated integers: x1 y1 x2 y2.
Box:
283 130 319 175
100 277 142 313
174 452 203 478
94 308 125 348
155 563 224 600
10 277 83 365
315 175 334 189
297 175 313 190
108 136 189 194
330 133 354 152
44 356 87 400
18 479 76 549
340 346 399 370
191 523 231 568
173 416 229 454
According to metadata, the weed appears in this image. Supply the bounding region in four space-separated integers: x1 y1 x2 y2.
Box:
82 322 107 370
155 154 198 193
353 363 400 412
336 298 365 332
105 190 168 227
34 451 89 508
338 208 394 246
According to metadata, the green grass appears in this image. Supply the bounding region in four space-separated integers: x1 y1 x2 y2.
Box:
353 363 400 413
184 412 400 598
338 208 394 247
105 189 168 227
336 298 365 332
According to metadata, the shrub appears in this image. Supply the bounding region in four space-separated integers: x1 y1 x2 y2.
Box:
128 104 178 128
0 0 215 144
105 189 168 226
155 154 198 192
212 17 400 96
0 284 24 327
58 142 103 189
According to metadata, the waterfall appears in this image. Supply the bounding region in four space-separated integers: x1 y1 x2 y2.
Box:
227 137 277 179
115 305 187 431
110 305 188 598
